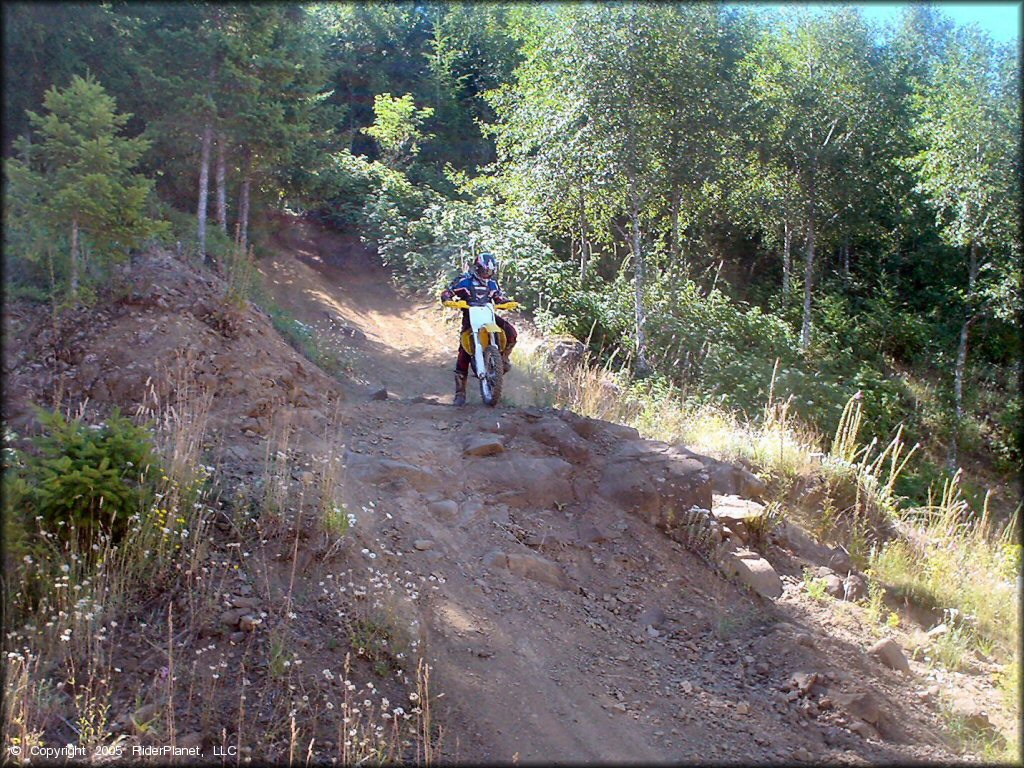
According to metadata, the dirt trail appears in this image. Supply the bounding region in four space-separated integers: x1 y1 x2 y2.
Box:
1 214 1004 764
259 213 541 405
254 215 971 764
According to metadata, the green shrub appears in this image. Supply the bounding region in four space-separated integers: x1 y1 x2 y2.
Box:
5 409 160 543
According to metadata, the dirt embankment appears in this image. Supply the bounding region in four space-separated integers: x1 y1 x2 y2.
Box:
3 214 1006 764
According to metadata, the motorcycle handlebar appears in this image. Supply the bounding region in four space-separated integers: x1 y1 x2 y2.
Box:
442 299 522 311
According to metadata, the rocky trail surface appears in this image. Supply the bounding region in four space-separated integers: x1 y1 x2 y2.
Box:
3 214 1003 764
253 216 980 764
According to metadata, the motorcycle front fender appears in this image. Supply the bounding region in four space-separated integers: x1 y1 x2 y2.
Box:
478 323 505 351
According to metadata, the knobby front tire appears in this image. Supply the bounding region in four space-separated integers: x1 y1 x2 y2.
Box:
480 345 503 407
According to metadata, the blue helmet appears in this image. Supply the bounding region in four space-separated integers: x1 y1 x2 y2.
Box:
472 252 498 280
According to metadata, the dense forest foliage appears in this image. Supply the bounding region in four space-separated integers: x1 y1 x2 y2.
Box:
3 1 1020 510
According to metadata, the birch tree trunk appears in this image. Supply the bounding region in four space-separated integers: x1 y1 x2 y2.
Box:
238 150 252 251
670 190 681 263
216 133 228 234
69 217 80 301
800 210 815 350
629 182 650 376
197 122 213 258
579 189 591 281
782 219 792 299
948 241 979 470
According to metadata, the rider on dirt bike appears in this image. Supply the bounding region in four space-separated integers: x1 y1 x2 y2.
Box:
440 252 517 406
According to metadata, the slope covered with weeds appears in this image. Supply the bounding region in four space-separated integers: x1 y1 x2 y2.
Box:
517 342 1020 712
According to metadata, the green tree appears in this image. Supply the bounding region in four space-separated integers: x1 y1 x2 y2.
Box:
903 29 1021 468
741 8 893 350
4 74 164 303
363 92 435 169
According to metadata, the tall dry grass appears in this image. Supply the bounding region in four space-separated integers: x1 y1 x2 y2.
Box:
518 343 1020 657
872 472 1020 659
2 351 217 758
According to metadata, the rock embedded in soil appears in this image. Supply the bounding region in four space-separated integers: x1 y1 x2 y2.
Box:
824 574 845 598
427 499 459 521
830 689 883 725
483 550 509 570
414 539 435 551
463 434 506 457
638 606 667 629
721 548 783 599
843 572 868 601
504 552 572 590
370 387 389 401
712 494 770 543
867 637 911 674
220 608 247 627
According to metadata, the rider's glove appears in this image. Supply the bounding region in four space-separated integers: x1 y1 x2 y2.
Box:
441 289 454 302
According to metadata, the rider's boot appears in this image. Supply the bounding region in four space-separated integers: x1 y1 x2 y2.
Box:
501 343 515 374
453 371 467 407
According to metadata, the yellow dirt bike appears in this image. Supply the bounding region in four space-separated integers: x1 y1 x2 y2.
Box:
443 298 521 407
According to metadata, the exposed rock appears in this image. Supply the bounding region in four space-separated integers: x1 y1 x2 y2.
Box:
577 522 608 544
830 689 883 725
843 572 868 602
504 552 572 590
561 410 639 442
721 548 783 599
483 550 509 570
672 447 767 500
950 702 997 734
370 387 389 401
414 539 435 551
347 454 439 492
598 440 711 540
524 531 574 554
868 638 911 674
824 574 845 599
638 606 667 629
542 336 586 369
464 434 506 457
485 455 575 507
925 623 949 639
239 614 260 632
526 419 591 463
427 500 459 521
787 671 820 695
712 494 770 542
848 720 881 740
773 521 848 571
220 608 247 627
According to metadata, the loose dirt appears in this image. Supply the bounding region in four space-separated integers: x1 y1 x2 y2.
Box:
3 212 1008 764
